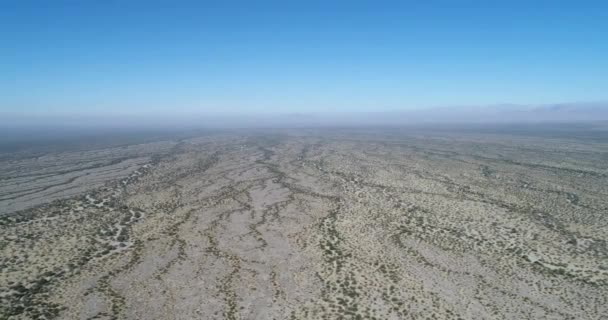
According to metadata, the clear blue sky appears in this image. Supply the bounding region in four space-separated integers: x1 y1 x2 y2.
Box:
1 1 607 116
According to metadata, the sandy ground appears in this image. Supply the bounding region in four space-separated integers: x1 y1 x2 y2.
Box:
1 129 607 319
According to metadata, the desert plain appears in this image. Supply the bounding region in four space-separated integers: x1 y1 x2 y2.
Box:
1 126 607 319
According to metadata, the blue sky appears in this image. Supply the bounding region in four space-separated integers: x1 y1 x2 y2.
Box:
1 1 607 116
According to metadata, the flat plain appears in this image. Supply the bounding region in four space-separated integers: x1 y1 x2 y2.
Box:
1 126 607 320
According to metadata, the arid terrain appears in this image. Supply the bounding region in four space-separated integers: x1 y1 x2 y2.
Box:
1 127 607 319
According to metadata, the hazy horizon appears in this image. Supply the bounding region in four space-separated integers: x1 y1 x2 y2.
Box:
1 101 608 130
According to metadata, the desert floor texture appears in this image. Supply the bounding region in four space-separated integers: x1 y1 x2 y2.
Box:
1 128 607 320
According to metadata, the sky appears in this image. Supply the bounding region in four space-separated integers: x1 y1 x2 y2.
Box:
1 0 607 118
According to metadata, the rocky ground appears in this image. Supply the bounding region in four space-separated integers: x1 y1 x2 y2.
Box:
1 128 607 319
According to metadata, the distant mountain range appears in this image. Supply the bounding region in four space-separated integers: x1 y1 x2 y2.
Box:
1 102 607 128
330 102 608 125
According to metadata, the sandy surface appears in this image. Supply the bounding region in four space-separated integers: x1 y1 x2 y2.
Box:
1 129 607 319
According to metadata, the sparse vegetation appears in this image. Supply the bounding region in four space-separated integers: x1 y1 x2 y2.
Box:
1 128 607 319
